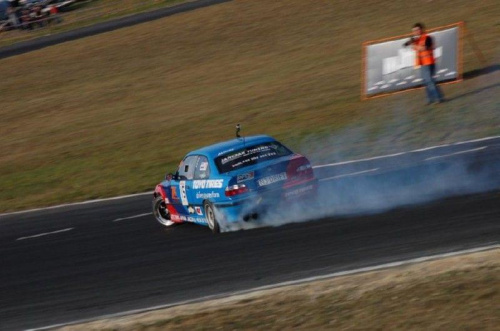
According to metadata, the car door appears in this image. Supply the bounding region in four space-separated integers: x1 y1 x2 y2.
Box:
171 155 198 218
187 155 212 217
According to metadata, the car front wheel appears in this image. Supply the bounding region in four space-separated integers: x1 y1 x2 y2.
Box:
153 195 175 227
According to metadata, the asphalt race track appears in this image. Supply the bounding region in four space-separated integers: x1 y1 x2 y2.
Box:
1 137 499 330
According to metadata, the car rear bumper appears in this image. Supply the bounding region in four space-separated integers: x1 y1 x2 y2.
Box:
214 178 318 222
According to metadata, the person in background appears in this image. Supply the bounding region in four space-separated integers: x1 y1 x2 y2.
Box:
9 0 20 7
20 7 32 30
405 23 445 105
6 5 20 30
49 4 62 24
31 4 46 28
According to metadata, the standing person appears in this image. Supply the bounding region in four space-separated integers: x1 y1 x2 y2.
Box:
20 8 32 30
49 4 62 24
7 5 20 30
405 23 445 105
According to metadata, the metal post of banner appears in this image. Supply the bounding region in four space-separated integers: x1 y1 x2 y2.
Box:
360 41 368 100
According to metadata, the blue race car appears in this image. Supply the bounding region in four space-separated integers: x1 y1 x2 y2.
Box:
153 134 317 233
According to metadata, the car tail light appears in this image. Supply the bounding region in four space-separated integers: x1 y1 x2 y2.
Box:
225 184 249 197
296 163 312 174
287 157 314 181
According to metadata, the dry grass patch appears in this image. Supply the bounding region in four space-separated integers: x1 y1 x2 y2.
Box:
58 249 500 330
1 0 499 211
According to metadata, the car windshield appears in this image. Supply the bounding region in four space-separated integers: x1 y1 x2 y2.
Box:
215 141 293 173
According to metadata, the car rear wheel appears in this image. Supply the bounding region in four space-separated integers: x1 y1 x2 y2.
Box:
204 201 220 234
153 195 175 227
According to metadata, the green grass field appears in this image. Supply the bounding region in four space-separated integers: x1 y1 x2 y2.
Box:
1 0 499 212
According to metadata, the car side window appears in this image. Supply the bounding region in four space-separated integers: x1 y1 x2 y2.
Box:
194 156 210 179
178 156 198 180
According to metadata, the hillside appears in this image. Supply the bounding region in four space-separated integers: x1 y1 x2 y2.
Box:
0 0 499 211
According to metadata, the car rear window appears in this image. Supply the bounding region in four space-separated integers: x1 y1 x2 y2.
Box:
215 141 293 173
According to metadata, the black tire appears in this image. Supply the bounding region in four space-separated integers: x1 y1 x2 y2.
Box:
152 195 175 227
204 201 220 234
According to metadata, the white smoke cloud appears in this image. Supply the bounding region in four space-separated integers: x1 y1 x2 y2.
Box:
221 58 499 232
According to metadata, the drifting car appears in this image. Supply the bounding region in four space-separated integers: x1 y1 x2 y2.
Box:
153 134 317 233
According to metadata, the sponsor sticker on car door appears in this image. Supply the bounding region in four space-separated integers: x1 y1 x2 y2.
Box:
179 181 189 206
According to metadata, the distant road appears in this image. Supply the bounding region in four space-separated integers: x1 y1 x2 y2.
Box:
1 137 499 330
0 0 232 59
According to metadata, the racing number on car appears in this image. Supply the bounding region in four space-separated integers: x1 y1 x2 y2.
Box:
179 181 189 206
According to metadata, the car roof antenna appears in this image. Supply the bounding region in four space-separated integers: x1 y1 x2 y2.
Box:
236 124 241 138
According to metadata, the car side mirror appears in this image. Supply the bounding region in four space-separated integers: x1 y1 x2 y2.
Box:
165 173 174 181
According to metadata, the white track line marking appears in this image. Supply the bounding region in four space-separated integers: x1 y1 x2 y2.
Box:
454 135 500 144
16 228 73 241
312 135 500 169
425 146 487 161
2 135 500 218
27 243 499 331
412 144 451 152
112 213 152 222
319 168 379 182
313 153 405 168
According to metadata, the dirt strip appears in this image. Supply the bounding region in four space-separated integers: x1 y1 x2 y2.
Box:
58 248 500 330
